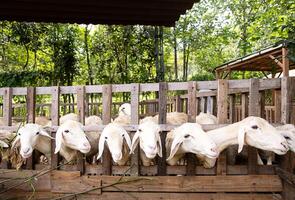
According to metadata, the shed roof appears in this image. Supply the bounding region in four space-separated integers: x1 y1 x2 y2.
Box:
0 0 199 26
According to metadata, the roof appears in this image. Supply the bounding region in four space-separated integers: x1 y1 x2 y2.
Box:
0 0 199 26
215 41 295 73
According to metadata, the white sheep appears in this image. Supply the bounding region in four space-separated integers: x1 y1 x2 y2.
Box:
166 123 218 166
200 116 289 168
195 112 218 125
118 103 131 117
85 115 103 126
130 119 162 166
257 124 295 165
35 116 51 126
97 123 132 165
153 112 188 125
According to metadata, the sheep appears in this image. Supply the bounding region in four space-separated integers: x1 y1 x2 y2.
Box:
153 112 188 125
130 119 162 166
45 113 79 127
35 116 51 127
166 123 218 166
199 116 289 168
97 123 132 165
257 124 295 165
85 115 103 126
118 103 131 117
195 112 218 125
113 115 131 125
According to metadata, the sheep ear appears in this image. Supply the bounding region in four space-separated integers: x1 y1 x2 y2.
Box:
11 135 20 149
123 131 132 150
157 133 162 157
238 126 246 153
40 129 54 139
97 135 106 160
130 131 140 154
54 128 63 154
166 136 183 161
0 140 9 148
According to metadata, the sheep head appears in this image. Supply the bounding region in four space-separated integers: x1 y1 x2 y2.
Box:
97 123 131 163
277 124 295 152
54 120 91 154
167 123 218 161
12 123 53 159
131 120 162 159
237 117 288 154
118 103 131 117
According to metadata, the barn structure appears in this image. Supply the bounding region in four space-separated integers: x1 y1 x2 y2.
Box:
0 1 294 200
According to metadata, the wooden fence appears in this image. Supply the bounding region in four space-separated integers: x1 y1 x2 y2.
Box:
0 78 294 200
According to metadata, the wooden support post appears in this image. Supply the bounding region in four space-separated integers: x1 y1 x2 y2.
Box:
1 87 12 169
282 47 289 77
157 82 167 176
26 87 36 170
229 94 235 123
217 80 228 175
207 96 214 114
280 77 295 200
77 86 86 174
248 79 259 175
274 90 281 123
200 97 205 113
260 90 266 119
186 81 197 176
241 93 248 119
130 83 140 176
102 85 112 175
51 86 60 170
175 95 182 112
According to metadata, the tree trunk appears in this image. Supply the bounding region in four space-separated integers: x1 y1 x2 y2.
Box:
154 26 160 82
23 45 29 69
173 27 178 81
183 41 187 81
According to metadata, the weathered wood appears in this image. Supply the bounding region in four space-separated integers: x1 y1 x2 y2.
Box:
51 86 60 170
186 81 197 175
281 77 292 124
76 86 86 174
25 87 36 170
241 93 248 119
102 85 112 175
260 90 266 119
229 94 235 123
274 90 281 123
217 80 228 175
3 87 12 126
248 79 259 174
282 47 289 77
130 83 140 176
157 82 167 176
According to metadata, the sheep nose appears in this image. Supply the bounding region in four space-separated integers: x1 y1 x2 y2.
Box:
210 147 218 153
281 142 288 149
148 145 156 150
23 148 30 154
83 142 90 148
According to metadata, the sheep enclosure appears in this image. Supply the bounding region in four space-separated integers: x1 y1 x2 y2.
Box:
0 77 294 200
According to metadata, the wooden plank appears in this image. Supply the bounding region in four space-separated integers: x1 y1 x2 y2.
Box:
25 87 36 170
130 83 140 176
77 86 86 174
3 87 12 126
229 94 235 123
274 90 281 123
102 84 112 175
186 81 197 175
217 80 228 175
248 79 259 174
102 175 282 192
241 93 248 119
282 47 289 77
157 82 167 176
51 86 60 170
260 90 266 119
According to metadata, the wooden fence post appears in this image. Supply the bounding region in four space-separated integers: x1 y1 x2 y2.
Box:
248 79 259 174
229 94 235 123
186 81 197 175
241 93 248 119
51 86 60 170
130 83 140 176
217 79 228 175
102 85 112 175
26 87 36 170
77 86 86 174
157 82 167 176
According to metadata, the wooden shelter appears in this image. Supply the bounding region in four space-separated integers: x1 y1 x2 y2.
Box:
215 41 295 79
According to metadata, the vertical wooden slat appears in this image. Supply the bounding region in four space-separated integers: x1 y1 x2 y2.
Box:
26 87 36 170
51 86 60 169
274 90 281 123
102 85 112 175
186 81 197 175
207 96 214 114
1 87 12 169
229 94 235 123
216 80 228 175
130 83 140 176
241 93 248 119
248 79 259 175
175 95 182 112
200 97 205 113
157 82 167 176
260 91 266 120
77 86 86 174
282 47 289 77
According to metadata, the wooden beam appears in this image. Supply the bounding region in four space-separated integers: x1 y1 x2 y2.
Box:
282 47 289 77
269 54 283 69
51 86 60 170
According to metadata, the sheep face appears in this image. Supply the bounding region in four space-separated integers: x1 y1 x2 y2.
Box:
279 129 295 152
54 120 91 154
12 124 53 159
97 123 131 163
131 121 162 159
238 117 288 155
118 103 131 117
167 123 218 161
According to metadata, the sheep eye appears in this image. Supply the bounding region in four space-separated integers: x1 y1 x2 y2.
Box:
105 137 108 139
64 130 69 133
18 133 21 136
36 132 39 135
251 125 258 129
122 107 125 110
138 129 142 132
284 136 291 140
184 134 190 138
122 134 124 137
